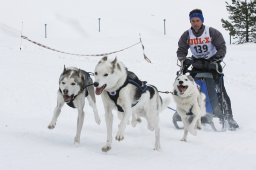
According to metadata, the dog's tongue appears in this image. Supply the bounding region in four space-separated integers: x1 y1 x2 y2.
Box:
63 95 72 102
95 87 103 95
178 85 187 93
95 84 106 95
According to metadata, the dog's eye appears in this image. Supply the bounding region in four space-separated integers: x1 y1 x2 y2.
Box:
185 79 188 81
104 73 108 77
62 82 65 85
71 82 76 86
95 72 98 76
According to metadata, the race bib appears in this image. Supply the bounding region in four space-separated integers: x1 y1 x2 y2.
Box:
188 26 217 59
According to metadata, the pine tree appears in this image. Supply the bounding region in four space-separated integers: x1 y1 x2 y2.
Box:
221 0 256 44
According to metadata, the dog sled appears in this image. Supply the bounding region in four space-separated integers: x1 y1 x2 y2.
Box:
171 58 237 131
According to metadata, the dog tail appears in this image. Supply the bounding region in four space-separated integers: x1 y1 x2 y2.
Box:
149 85 171 112
156 89 171 112
159 96 171 112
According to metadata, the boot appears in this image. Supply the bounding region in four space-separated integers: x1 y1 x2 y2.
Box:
227 115 239 130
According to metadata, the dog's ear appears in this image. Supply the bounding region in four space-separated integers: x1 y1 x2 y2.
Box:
63 65 67 74
77 69 81 77
102 56 108 61
98 56 108 64
78 69 85 81
187 75 194 83
110 57 117 73
111 57 117 65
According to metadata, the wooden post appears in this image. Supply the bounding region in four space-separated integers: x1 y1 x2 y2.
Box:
20 21 23 50
98 18 101 32
163 19 166 35
44 24 47 38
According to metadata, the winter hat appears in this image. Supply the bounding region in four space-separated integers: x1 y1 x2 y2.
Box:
189 9 204 23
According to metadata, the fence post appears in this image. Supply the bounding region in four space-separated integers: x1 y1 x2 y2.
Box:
163 19 166 35
44 24 47 38
98 18 101 32
20 21 23 50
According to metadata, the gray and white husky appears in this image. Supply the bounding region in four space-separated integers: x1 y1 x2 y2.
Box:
173 74 206 142
94 56 170 152
48 66 101 144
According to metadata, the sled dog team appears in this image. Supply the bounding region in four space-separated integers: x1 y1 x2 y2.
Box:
48 56 206 151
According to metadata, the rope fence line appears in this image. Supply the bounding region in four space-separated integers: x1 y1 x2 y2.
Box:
21 35 151 63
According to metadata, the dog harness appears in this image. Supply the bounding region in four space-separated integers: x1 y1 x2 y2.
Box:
186 105 194 116
107 71 154 112
66 90 88 108
59 88 89 108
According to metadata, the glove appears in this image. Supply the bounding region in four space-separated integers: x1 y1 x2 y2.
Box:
211 55 223 62
182 58 193 67
181 58 193 74
192 59 206 69
192 59 221 72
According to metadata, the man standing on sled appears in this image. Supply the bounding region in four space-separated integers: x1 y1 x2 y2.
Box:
176 9 239 130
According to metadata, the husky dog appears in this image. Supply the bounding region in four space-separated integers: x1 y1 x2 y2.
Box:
48 66 101 144
93 56 170 152
173 74 206 142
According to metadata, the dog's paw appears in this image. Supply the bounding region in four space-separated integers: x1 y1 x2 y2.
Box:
154 147 161 151
102 145 111 152
48 123 56 129
154 144 161 151
197 122 202 130
115 132 124 141
189 128 197 136
74 137 80 144
95 116 101 125
180 138 187 142
147 124 154 131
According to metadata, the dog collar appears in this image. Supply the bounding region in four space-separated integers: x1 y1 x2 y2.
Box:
109 91 117 96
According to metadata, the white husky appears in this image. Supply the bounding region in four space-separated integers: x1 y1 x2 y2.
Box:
94 56 170 151
173 74 206 142
48 66 101 144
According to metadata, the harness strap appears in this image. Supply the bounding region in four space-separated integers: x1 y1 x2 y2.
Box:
107 78 129 112
186 105 194 115
59 89 89 108
107 72 148 112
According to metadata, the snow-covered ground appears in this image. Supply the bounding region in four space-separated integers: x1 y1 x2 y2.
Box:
1 0 256 170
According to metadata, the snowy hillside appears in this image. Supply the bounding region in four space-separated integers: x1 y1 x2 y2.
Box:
1 0 256 170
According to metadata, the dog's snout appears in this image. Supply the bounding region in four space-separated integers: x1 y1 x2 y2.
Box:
179 81 184 85
94 82 99 87
63 89 68 94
